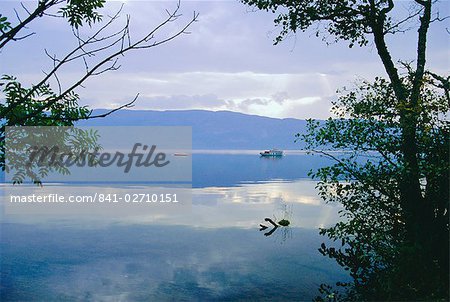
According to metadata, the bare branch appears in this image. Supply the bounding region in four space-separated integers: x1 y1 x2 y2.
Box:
0 6 125 119
426 71 450 106
20 2 32 16
14 8 23 23
7 3 199 124
85 94 138 119
0 0 61 49
414 0 428 6
410 0 432 105
311 149 398 201
53 70 62 96
384 9 422 35
430 10 450 23
41 94 139 122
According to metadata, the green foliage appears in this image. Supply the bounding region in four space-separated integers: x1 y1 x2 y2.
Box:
0 1 104 43
301 74 449 300
0 0 107 180
60 0 105 29
0 75 92 127
241 0 396 46
0 75 100 183
0 14 12 32
5 127 100 184
0 0 107 172
242 0 446 300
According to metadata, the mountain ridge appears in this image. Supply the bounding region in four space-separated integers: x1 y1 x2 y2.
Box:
77 109 309 149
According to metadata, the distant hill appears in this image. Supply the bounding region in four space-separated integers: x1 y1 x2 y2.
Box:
77 109 308 150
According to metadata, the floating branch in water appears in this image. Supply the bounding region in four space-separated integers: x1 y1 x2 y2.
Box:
278 219 290 227
265 217 278 227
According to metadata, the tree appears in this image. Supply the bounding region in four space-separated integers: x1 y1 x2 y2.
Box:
0 0 198 172
241 0 449 299
303 73 448 300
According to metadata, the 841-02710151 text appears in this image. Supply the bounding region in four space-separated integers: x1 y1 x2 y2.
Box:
9 193 180 203
97 193 179 203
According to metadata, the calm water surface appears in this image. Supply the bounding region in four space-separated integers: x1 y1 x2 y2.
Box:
1 152 349 301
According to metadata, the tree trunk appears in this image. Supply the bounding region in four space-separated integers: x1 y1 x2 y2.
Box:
370 2 433 247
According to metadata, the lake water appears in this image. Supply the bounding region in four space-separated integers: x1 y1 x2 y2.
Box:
0 151 349 301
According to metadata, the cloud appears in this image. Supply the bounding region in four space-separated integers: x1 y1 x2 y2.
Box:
2 1 447 120
12 70 337 119
223 95 331 119
138 94 227 110
271 91 289 104
127 93 332 120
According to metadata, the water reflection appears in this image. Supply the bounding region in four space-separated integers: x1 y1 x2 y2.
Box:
0 224 348 301
192 152 332 187
1 180 339 229
125 179 339 230
0 152 347 301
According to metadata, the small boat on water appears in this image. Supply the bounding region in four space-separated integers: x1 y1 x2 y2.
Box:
260 149 283 157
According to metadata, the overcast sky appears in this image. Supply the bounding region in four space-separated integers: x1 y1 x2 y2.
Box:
1 0 449 119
